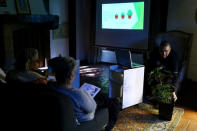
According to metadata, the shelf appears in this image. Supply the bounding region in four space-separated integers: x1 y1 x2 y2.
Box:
0 14 59 29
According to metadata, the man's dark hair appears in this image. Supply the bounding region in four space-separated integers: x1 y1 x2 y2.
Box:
160 40 171 49
48 56 76 84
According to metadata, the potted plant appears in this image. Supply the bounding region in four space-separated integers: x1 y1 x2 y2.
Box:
115 13 118 19
148 67 175 121
127 10 132 19
121 12 125 19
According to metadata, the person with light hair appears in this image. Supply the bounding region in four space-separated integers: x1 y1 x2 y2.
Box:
6 48 47 84
48 56 121 131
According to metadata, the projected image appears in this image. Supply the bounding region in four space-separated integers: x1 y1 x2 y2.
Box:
102 2 144 30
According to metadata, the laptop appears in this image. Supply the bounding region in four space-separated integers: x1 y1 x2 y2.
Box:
115 49 143 69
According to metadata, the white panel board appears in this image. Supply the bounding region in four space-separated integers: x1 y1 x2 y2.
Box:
122 67 144 109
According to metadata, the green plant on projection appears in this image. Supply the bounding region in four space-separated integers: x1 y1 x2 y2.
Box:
127 10 132 16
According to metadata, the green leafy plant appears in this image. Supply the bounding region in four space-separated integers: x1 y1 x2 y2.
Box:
115 13 118 19
127 10 132 16
148 67 175 104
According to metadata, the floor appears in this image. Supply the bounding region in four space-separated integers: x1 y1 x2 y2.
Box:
80 63 197 131
175 82 197 131
175 107 197 131
80 63 110 94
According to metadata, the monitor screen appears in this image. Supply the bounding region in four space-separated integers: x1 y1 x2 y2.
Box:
95 0 150 50
102 2 144 30
115 49 132 68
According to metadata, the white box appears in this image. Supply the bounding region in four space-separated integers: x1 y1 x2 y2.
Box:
109 65 144 109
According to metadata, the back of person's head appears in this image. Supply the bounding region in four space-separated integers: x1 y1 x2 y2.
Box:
48 56 76 85
15 48 39 70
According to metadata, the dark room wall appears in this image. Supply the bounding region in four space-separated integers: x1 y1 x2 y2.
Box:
0 0 51 68
49 0 69 58
0 0 47 15
167 0 197 81
149 0 169 49
76 0 95 61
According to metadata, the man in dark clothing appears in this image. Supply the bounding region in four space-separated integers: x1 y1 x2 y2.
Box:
145 40 178 101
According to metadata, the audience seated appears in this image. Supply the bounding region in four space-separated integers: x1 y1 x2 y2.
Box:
0 81 109 131
48 56 121 131
5 48 47 85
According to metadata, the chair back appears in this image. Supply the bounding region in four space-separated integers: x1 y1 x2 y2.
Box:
154 30 193 92
0 83 77 131
155 30 193 67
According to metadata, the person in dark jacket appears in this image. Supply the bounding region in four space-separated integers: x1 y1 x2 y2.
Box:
146 40 178 101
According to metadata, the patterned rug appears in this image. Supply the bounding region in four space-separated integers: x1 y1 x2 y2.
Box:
112 103 184 131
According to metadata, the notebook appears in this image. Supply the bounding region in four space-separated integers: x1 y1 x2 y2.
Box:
115 49 143 68
80 83 101 98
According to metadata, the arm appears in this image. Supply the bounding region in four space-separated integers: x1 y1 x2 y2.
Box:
171 51 179 101
173 92 177 102
77 89 97 113
0 68 6 80
171 51 179 92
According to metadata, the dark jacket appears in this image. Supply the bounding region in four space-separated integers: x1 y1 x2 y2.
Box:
147 47 179 91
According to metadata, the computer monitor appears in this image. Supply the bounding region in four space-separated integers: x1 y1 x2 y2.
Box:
115 48 133 68
115 48 143 68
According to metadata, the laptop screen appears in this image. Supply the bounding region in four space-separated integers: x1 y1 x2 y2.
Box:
115 49 133 68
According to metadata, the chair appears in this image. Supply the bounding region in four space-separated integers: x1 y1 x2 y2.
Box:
0 83 108 131
154 30 193 94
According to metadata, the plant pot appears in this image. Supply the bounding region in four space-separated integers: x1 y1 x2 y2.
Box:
121 15 125 19
159 102 174 121
128 16 131 19
115 15 118 19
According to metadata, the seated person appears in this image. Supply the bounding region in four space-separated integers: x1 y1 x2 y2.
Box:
6 48 47 84
28 56 45 76
48 56 120 131
146 40 178 101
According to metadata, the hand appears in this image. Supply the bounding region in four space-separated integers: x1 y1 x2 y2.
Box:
173 92 177 102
